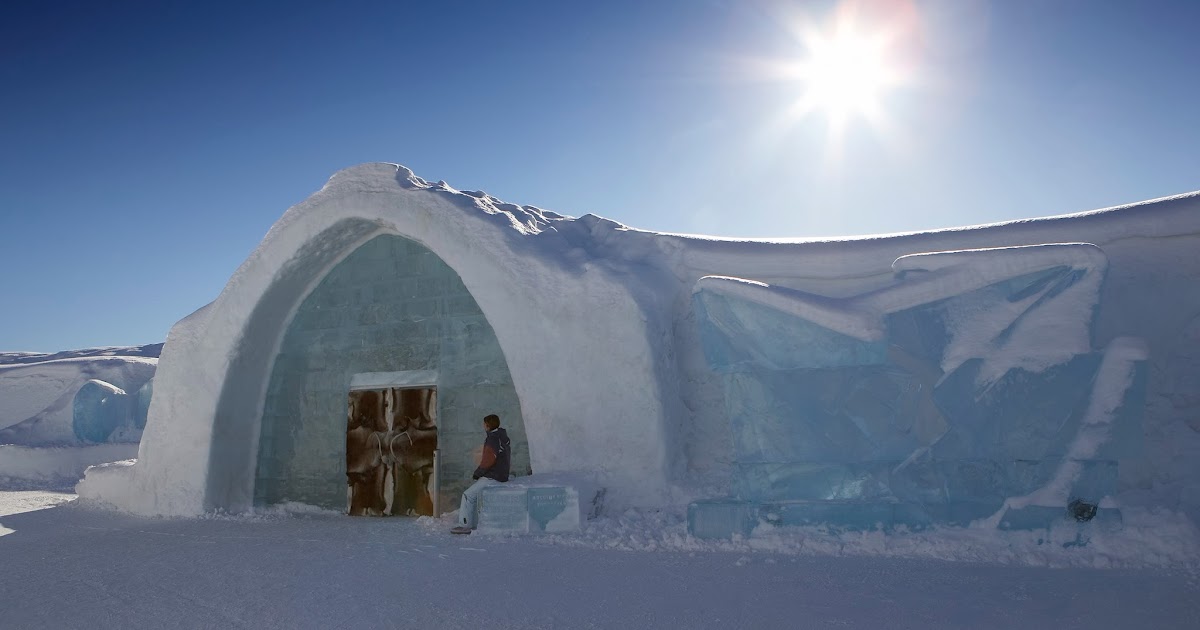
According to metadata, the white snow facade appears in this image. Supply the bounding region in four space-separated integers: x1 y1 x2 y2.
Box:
78 164 1200 534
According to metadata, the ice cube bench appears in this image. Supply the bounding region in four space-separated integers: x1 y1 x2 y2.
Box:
472 480 601 534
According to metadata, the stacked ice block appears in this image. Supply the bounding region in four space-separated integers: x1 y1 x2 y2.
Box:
688 246 1146 537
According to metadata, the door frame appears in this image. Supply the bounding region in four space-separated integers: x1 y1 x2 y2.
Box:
347 371 440 516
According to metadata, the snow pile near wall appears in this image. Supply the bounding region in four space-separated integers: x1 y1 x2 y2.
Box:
78 163 1200 536
532 505 1200 570
0 444 138 490
0 346 156 490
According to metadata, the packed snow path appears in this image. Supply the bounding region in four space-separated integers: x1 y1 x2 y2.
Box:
1 497 1196 629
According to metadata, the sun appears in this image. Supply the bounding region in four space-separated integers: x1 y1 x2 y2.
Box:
804 29 890 115
788 16 902 128
744 1 918 151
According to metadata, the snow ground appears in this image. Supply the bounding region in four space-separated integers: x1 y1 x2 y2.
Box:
1 493 1196 630
0 490 75 517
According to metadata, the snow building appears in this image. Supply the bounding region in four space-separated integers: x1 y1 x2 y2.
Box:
79 164 1200 535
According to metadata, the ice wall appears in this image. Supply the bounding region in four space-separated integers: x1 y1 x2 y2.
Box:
688 245 1147 535
648 196 1200 530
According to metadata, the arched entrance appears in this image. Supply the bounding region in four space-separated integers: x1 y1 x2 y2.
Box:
252 234 529 512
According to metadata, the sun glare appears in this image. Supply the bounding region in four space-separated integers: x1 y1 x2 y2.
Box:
781 10 906 131
802 28 891 119
746 1 918 159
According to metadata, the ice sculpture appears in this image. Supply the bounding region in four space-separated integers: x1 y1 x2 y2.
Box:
72 380 131 443
688 244 1147 536
71 377 155 444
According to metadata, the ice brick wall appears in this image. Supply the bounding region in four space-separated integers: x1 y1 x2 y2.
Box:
690 256 1147 535
254 234 528 510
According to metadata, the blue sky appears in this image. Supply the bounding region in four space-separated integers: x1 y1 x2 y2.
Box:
2 0 1198 351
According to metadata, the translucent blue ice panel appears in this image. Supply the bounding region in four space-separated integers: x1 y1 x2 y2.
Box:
933 356 1096 460
884 306 950 368
687 499 758 539
932 356 1143 461
690 261 1144 532
693 289 888 372
72 382 129 443
724 366 932 464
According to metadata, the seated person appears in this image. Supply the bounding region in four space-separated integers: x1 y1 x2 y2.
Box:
451 413 510 534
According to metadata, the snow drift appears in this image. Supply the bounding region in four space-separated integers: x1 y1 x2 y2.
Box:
0 346 158 489
0 346 159 446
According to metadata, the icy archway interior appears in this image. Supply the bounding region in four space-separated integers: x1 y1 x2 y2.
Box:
253 234 528 510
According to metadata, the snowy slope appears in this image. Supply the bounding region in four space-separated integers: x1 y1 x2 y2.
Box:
0 343 163 366
0 346 157 489
0 352 158 445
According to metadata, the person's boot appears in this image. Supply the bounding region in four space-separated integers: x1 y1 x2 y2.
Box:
450 525 472 535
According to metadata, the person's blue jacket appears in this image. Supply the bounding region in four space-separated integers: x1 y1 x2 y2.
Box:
473 427 511 482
